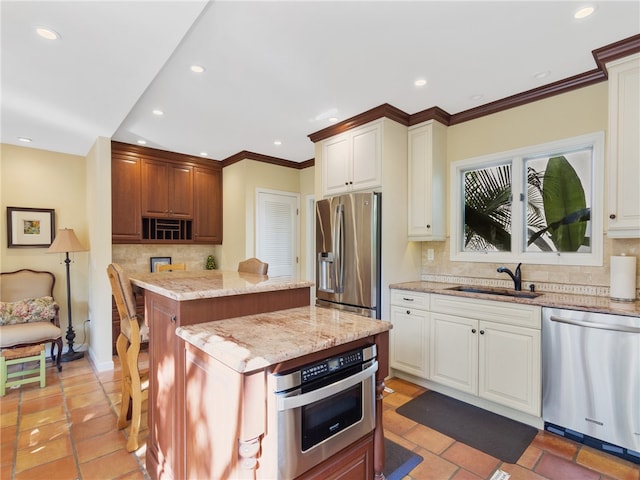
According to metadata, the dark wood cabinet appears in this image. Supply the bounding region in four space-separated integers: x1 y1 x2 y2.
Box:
141 159 193 219
193 166 222 244
299 433 374 480
111 153 142 242
111 141 222 244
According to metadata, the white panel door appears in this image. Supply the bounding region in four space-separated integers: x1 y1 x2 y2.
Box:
256 189 299 277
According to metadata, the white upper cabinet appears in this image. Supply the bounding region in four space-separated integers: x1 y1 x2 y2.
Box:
322 121 382 197
407 120 447 240
607 53 640 238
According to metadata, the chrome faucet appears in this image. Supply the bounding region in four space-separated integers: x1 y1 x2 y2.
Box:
497 263 522 291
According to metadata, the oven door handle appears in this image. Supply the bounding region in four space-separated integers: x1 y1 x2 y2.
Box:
276 361 378 412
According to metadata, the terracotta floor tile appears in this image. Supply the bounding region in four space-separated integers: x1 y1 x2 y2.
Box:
69 402 115 426
63 380 102 397
530 430 579 461
65 390 111 411
382 408 419 436
14 435 73 473
404 423 455 455
0 395 19 414
18 405 66 431
441 441 501 478
71 411 118 441
384 429 419 452
0 464 12 480
409 447 458 480
0 427 16 465
0 409 18 429
385 378 427 398
497 463 549 480
516 444 544 470
75 429 127 463
14 455 78 480
19 393 64 415
451 468 483 480
535 452 601 480
383 390 416 409
79 448 141 479
576 446 640 480
16 419 69 449
19 383 61 403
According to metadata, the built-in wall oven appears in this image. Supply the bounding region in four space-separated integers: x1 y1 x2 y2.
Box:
272 344 378 480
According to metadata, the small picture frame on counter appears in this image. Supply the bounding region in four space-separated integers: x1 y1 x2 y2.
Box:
150 256 171 272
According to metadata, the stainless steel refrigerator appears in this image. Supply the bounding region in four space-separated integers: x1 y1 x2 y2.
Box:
316 192 381 318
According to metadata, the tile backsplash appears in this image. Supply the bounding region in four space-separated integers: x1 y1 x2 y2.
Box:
112 244 221 275
420 236 639 300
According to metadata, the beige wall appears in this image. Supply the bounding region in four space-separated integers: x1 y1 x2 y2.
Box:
422 83 640 297
220 158 303 272
1 143 90 342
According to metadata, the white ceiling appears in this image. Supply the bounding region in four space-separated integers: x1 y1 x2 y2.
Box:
2 1 639 163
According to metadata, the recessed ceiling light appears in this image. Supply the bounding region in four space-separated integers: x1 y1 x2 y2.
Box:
152 109 164 116
470 94 484 101
329 117 339 123
200 152 208 157
18 136 32 143
534 70 551 79
574 6 595 19
414 79 427 87
35 26 60 40
137 140 147 145
274 140 282 146
190 65 205 73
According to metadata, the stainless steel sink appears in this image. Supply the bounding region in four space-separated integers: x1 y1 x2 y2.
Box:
446 285 542 299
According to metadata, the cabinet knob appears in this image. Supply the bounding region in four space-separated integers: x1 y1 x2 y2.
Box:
171 315 177 323
349 181 353 185
406 310 411 315
472 328 477 334
426 224 431 229
609 214 616 219
345 182 349 186
480 330 485 335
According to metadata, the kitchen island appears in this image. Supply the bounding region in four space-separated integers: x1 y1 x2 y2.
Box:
129 270 313 480
177 306 391 480
129 270 390 480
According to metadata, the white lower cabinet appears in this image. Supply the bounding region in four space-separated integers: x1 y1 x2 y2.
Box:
430 294 541 416
389 290 429 378
391 288 542 418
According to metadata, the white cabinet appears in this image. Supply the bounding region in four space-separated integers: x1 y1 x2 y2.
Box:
389 290 429 378
322 121 382 197
607 53 640 238
429 294 541 416
407 121 447 240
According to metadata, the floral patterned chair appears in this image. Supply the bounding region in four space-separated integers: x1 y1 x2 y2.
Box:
0 269 63 371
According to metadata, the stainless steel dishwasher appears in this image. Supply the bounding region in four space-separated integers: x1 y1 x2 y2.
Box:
542 307 640 463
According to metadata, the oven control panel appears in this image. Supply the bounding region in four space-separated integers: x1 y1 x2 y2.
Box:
301 344 376 384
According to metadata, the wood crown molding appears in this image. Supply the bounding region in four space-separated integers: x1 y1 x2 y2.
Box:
221 150 314 169
111 141 221 169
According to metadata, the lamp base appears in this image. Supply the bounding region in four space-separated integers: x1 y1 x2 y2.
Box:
60 350 85 362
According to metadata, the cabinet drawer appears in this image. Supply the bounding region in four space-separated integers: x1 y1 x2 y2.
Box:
390 289 430 310
431 294 540 329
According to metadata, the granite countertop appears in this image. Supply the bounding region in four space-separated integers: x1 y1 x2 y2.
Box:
176 305 391 373
390 281 640 317
129 269 314 301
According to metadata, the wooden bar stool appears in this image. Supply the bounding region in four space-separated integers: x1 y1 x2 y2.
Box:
0 344 46 396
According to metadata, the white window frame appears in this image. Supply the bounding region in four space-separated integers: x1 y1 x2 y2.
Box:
450 131 604 266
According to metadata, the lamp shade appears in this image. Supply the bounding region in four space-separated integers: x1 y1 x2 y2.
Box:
47 228 87 254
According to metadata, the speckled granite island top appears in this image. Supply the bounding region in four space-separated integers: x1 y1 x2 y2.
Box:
390 281 640 317
128 269 313 301
176 305 391 373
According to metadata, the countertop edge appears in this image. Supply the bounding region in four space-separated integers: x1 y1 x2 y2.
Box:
389 281 640 317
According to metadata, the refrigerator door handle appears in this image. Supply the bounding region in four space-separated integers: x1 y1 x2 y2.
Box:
333 203 345 293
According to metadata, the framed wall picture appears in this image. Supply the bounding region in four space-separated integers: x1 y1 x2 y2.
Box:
7 207 56 248
150 256 171 272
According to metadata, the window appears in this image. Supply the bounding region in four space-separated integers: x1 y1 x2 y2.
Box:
450 132 604 266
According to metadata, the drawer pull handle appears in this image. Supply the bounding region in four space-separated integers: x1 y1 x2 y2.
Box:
402 297 414 302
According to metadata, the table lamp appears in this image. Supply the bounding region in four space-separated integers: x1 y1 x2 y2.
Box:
47 228 87 362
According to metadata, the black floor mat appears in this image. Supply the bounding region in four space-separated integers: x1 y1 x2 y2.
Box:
384 438 423 480
396 390 537 463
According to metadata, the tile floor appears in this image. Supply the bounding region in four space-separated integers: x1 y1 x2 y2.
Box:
1 356 638 480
